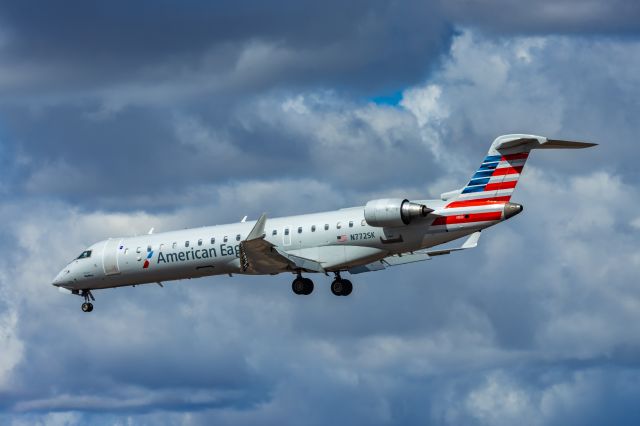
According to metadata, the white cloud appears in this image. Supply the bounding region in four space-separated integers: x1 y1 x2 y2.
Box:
465 372 537 426
0 310 24 391
401 84 447 128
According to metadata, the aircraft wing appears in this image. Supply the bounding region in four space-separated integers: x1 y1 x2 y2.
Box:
239 214 325 274
349 231 481 274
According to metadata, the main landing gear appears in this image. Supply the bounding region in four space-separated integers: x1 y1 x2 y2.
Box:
80 289 95 312
290 272 353 296
292 273 314 295
330 273 352 296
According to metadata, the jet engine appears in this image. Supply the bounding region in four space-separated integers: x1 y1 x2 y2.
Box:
364 199 432 227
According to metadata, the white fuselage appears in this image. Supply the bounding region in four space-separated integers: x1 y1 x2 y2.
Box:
52 198 509 292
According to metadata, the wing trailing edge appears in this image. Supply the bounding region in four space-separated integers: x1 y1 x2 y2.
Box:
349 231 482 274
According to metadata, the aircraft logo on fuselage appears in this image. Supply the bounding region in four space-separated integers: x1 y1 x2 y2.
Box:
143 250 154 269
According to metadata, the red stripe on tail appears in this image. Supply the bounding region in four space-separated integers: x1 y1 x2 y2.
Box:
501 153 529 161
492 166 523 176
484 180 518 191
446 196 511 208
432 211 502 225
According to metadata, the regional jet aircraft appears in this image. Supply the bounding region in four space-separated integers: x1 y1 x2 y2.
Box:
52 134 595 312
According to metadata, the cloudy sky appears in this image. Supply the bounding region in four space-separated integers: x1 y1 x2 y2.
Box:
0 1 639 424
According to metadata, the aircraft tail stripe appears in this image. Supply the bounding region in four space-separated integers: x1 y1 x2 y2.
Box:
479 163 499 170
432 211 502 226
495 159 527 168
473 170 495 179
462 185 488 194
452 141 532 208
468 177 491 186
484 155 502 162
502 152 529 161
484 180 518 191
445 196 511 208
491 166 523 176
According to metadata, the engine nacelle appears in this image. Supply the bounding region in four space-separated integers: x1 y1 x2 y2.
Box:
364 198 432 227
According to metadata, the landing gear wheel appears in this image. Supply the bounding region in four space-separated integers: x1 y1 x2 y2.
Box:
292 278 306 295
81 302 94 312
331 278 353 296
342 280 353 296
293 277 314 295
331 279 344 296
302 278 314 295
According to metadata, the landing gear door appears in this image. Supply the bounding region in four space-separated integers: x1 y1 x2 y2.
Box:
102 238 122 275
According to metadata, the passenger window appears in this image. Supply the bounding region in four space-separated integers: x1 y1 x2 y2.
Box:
311 225 316 232
198 239 203 246
147 245 152 252
210 237 215 244
297 227 302 234
349 221 354 228
159 244 164 251
272 229 277 236
223 236 228 242
324 224 329 231
172 242 177 249
236 234 241 241
361 219 366 226
136 247 141 254
285 228 290 236
185 241 189 248
337 222 342 229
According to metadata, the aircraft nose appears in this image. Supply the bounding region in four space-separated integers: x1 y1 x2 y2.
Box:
52 267 70 286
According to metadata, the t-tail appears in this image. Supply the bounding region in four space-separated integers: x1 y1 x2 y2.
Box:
443 134 597 209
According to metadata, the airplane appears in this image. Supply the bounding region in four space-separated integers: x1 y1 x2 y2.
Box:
52 134 596 312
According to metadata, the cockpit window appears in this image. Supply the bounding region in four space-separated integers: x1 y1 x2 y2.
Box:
77 250 92 259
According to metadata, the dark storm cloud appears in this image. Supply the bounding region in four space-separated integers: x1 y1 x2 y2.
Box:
443 0 640 35
0 0 451 97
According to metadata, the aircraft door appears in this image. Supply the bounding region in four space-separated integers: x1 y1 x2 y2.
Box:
102 238 123 275
283 227 291 246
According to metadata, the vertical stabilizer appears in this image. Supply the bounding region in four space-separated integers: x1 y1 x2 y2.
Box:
445 134 596 208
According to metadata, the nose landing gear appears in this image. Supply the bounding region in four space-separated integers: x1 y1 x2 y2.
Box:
80 289 95 312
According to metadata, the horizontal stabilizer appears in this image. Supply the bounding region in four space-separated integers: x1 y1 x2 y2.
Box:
493 134 597 152
540 139 598 149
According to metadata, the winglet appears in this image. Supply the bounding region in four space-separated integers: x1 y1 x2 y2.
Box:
246 213 267 241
